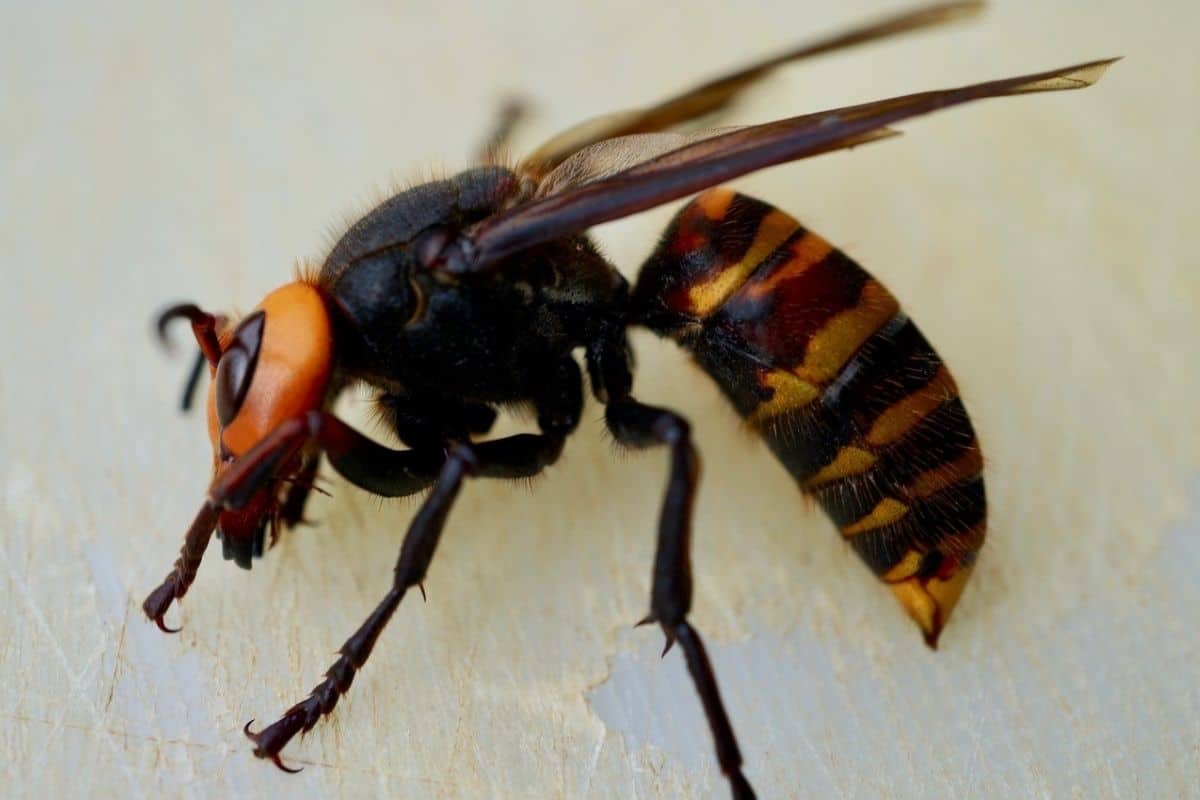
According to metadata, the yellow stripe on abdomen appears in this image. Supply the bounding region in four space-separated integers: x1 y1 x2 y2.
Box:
803 446 877 488
685 208 800 317
792 280 900 385
866 366 959 446
841 497 909 537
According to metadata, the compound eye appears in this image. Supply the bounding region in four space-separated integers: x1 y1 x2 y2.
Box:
214 311 266 426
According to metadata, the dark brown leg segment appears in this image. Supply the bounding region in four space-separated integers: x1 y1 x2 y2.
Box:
244 443 477 771
277 456 323 531
606 398 755 800
142 412 448 633
243 431 567 771
142 503 221 633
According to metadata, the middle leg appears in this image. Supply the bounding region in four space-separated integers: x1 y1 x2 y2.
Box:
246 357 583 769
244 432 563 769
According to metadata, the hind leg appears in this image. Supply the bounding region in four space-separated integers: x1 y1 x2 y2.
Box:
590 330 755 799
605 397 755 800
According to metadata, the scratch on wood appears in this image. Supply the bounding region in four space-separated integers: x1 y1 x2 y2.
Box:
104 610 129 713
580 732 605 798
0 529 141 796
11 713 214 751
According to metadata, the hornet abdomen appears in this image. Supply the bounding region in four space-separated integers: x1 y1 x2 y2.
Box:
633 188 985 647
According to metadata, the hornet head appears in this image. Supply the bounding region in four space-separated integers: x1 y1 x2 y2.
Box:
159 281 336 567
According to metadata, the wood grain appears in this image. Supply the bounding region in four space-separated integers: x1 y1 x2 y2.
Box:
2 1 1197 797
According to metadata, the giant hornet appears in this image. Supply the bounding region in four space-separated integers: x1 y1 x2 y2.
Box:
143 2 1114 796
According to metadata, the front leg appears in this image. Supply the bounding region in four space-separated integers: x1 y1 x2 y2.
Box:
277 455 322 532
142 411 445 633
606 397 756 800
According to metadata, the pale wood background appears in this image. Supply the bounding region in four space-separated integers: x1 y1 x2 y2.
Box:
3 1 1198 798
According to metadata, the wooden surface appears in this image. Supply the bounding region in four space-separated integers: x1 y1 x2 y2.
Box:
3 2 1198 797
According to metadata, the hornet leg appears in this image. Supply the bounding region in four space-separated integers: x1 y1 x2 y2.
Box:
243 432 566 771
142 412 447 633
606 397 755 800
244 358 582 770
277 455 323 532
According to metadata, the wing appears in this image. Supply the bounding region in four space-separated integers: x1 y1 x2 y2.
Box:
532 126 902 198
445 58 1116 273
520 1 986 174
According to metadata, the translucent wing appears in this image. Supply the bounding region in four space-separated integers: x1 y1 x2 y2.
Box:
520 1 985 174
448 59 1115 272
533 126 902 198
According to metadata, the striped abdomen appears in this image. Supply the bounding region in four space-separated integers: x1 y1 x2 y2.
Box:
633 188 985 647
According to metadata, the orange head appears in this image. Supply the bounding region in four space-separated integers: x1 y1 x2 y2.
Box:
204 282 335 566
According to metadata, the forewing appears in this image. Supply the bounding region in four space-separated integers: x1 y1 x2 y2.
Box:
454 59 1115 272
